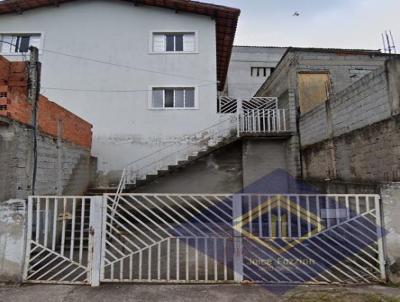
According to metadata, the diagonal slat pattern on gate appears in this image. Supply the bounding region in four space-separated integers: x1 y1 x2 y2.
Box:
102 193 385 284
24 194 385 285
102 194 235 282
24 197 92 284
240 195 384 284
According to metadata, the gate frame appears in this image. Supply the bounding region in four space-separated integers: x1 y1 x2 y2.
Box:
23 196 104 286
24 194 387 286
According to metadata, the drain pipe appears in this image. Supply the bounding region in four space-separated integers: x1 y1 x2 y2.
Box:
28 46 41 195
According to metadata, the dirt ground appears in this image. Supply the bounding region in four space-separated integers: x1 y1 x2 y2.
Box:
1 284 400 302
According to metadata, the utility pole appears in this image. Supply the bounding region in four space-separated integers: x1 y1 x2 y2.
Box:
28 46 41 195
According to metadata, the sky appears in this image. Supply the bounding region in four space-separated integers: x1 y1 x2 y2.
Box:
202 0 399 50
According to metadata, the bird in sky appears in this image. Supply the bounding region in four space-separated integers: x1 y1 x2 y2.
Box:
293 11 300 16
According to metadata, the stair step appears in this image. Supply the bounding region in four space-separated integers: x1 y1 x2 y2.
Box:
145 174 158 182
135 179 147 186
167 165 180 172
157 170 169 177
87 187 118 194
88 135 240 192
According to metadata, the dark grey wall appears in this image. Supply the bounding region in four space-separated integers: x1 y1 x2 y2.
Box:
0 119 94 202
134 138 291 194
135 140 243 194
242 138 288 188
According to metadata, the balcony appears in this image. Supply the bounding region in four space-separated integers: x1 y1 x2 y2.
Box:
218 96 293 136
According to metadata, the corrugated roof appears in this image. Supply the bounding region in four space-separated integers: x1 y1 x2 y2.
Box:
0 0 240 90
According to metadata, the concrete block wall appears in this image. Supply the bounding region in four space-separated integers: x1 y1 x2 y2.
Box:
300 59 400 183
295 51 387 95
300 66 391 147
302 115 400 183
0 119 93 202
299 104 329 146
0 55 94 201
331 67 391 137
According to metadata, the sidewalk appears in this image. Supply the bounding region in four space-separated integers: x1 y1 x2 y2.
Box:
1 284 400 302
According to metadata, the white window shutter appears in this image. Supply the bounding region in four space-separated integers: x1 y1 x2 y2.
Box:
153 34 166 52
183 33 195 52
29 35 41 49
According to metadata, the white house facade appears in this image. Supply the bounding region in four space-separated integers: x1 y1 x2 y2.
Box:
0 0 240 185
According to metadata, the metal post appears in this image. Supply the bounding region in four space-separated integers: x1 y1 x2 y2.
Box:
236 100 242 137
28 46 41 195
89 196 104 287
233 194 243 282
375 196 387 281
23 197 33 282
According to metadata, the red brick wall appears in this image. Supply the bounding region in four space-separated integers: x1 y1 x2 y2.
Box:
0 56 92 149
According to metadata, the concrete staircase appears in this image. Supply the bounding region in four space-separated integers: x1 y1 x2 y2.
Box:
87 135 240 195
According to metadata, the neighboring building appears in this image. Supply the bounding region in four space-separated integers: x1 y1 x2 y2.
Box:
223 46 286 99
0 0 240 185
0 55 94 201
256 47 388 116
256 47 396 181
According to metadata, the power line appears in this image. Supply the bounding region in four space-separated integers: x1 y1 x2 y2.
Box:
40 48 218 84
0 40 29 61
0 40 219 92
40 82 215 94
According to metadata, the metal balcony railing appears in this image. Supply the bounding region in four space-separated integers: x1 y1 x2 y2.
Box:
238 108 290 134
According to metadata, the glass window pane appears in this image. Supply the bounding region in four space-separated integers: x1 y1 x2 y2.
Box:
175 89 184 107
166 35 174 52
175 34 184 51
165 89 174 107
18 36 30 53
152 89 164 108
185 88 195 108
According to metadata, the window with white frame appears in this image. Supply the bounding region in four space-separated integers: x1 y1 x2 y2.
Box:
0 34 41 54
151 87 196 109
152 32 196 53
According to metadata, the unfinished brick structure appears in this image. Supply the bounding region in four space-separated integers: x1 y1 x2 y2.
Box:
300 59 400 183
0 56 92 149
0 56 94 201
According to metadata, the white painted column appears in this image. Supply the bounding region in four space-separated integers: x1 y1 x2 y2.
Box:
375 195 386 281
232 194 243 282
89 196 104 287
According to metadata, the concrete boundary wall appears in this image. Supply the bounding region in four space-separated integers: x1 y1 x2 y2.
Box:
381 184 400 283
0 200 26 283
300 66 391 147
0 119 95 202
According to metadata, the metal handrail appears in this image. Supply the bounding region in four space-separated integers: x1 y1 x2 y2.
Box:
122 116 236 169
111 116 237 217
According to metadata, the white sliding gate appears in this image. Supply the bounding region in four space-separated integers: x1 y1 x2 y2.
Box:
24 194 386 286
